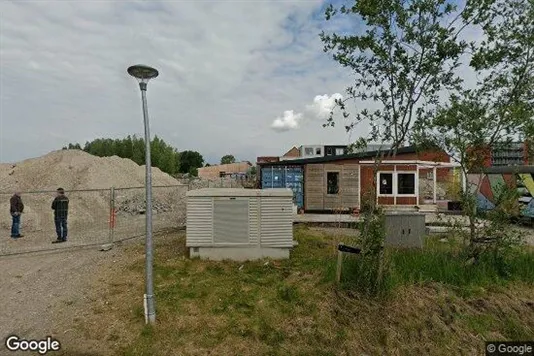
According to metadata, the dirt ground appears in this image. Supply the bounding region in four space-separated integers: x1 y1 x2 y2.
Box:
0 241 138 355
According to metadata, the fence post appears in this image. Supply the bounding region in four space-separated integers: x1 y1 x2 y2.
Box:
109 186 115 244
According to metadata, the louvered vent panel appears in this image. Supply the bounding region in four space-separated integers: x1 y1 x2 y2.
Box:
213 197 249 244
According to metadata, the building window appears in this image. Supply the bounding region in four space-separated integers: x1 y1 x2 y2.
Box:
378 172 417 196
326 147 333 155
397 173 415 195
304 147 313 156
379 173 393 195
315 147 322 155
335 148 345 155
327 172 339 194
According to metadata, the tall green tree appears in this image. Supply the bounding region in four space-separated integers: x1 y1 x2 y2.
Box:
63 135 193 176
419 0 534 258
320 0 477 296
131 136 145 165
220 155 236 164
320 0 473 155
123 135 134 160
179 150 204 174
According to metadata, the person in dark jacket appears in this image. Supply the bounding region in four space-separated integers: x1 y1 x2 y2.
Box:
9 191 24 238
51 188 69 243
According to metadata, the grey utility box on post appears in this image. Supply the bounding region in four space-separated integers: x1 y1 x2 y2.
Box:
384 212 426 248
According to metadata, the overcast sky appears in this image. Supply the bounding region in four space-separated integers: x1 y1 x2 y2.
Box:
0 0 371 165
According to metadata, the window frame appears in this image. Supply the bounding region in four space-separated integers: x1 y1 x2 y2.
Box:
335 148 345 156
326 171 340 195
376 171 418 197
378 172 394 196
304 147 314 156
396 172 417 196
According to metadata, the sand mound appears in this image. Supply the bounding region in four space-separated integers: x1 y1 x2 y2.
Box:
0 150 186 241
0 149 179 192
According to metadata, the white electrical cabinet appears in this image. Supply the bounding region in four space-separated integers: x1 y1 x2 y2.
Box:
186 188 295 261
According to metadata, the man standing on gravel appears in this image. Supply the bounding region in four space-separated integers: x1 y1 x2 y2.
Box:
9 191 24 239
51 188 69 243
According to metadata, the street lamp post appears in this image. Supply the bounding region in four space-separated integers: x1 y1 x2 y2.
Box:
127 64 159 324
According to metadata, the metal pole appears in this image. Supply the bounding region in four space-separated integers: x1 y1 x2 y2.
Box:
139 81 156 324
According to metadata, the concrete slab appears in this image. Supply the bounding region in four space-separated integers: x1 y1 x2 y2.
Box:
293 214 360 223
294 213 473 227
189 246 291 261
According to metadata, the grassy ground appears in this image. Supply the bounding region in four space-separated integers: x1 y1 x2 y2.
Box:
79 226 534 356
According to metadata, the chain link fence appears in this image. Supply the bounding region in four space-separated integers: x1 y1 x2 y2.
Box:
182 176 257 189
0 185 188 256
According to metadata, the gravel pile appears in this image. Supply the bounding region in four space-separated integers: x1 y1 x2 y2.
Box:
116 195 174 215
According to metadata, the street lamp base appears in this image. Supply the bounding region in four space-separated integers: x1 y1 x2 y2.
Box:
143 294 156 324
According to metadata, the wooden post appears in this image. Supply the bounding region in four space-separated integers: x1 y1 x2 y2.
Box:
336 242 343 283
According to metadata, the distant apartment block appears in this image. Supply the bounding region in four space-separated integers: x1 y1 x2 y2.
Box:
299 145 324 158
324 145 348 157
258 143 396 164
472 140 533 167
491 141 532 166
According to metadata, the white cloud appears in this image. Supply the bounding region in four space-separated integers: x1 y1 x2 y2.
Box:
270 92 343 132
305 93 343 120
271 110 303 132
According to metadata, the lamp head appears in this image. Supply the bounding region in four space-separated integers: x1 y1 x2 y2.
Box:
127 64 159 84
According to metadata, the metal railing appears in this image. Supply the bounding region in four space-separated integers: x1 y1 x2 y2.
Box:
0 185 188 256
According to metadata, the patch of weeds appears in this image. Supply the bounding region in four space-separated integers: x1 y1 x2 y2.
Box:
462 314 495 337
277 283 300 303
197 326 229 348
387 244 534 291
140 324 153 338
205 263 226 275
502 317 533 340
211 285 257 316
227 317 255 338
133 305 144 319
256 317 285 346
